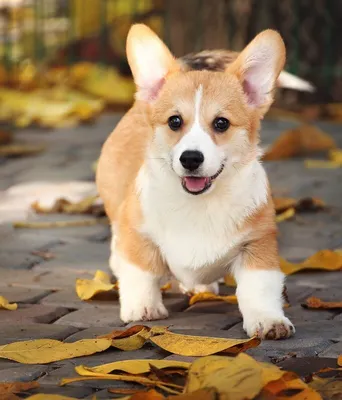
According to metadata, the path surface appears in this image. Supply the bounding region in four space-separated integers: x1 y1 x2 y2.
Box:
0 114 341 398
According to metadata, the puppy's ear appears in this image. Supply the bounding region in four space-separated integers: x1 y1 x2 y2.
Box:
228 30 286 114
126 24 179 102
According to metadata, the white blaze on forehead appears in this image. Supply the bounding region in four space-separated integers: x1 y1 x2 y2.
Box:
172 85 223 176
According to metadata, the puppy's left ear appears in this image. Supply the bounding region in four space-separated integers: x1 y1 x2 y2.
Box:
126 24 179 102
228 30 286 114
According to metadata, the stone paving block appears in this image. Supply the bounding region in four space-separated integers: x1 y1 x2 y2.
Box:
277 357 339 377
318 342 342 357
127 312 239 330
281 320 342 341
0 324 79 345
35 241 110 273
284 305 336 323
41 288 119 310
64 327 122 342
286 271 342 290
162 293 189 312
305 287 342 302
54 307 125 328
0 287 51 304
333 313 342 321
285 286 316 304
185 301 240 315
0 365 47 382
0 304 70 325
278 246 319 262
0 267 94 290
246 338 332 363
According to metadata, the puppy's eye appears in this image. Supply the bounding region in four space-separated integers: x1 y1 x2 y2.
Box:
213 117 230 133
168 115 183 131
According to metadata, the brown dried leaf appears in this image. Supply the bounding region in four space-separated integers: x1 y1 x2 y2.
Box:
0 130 12 145
263 125 336 161
302 297 342 310
0 381 39 400
189 292 237 306
32 195 104 216
339 356 342 367
169 388 217 399
307 376 342 400
150 331 260 357
128 390 165 399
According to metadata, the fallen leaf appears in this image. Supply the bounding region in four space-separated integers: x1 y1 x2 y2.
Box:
189 292 237 306
273 197 325 214
0 130 12 145
169 388 217 399
32 195 104 216
0 144 45 157
338 356 342 367
76 270 116 301
308 376 342 400
224 274 237 287
280 250 342 275
75 359 190 376
61 374 183 391
263 125 336 161
13 218 108 229
329 149 342 164
302 297 342 309
0 338 111 364
0 381 39 400
26 395 77 400
185 354 286 400
304 159 340 169
276 207 295 223
127 389 165 399
31 250 55 260
0 296 17 311
150 331 260 356
161 282 172 292
107 388 150 395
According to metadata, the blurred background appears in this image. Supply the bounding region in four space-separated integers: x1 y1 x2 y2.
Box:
0 0 341 131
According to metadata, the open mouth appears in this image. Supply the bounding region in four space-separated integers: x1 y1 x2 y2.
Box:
181 164 225 195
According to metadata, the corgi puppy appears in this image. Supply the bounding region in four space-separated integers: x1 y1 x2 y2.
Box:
96 24 295 340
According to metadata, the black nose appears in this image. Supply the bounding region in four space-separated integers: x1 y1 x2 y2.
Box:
179 150 204 171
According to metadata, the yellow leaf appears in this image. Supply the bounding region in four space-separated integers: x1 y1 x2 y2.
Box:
224 274 237 287
329 148 342 164
304 159 340 169
308 376 341 400
168 388 217 399
26 395 77 400
0 381 39 400
0 296 17 311
76 270 116 300
189 292 237 306
263 125 336 161
302 297 342 309
0 144 45 157
75 359 190 377
150 331 260 357
280 249 342 275
185 354 285 400
275 207 295 223
273 197 297 213
338 355 342 367
160 282 172 292
0 338 111 364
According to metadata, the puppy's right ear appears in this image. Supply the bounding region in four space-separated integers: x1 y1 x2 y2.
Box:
127 24 179 102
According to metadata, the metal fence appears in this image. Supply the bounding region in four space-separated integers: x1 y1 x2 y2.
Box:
0 0 341 101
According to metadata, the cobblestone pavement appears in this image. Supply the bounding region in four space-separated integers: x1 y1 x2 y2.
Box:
0 114 341 398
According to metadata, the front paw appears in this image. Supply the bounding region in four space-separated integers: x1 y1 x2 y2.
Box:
243 314 295 340
120 301 168 323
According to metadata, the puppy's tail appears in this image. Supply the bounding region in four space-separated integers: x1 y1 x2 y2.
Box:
180 49 315 92
277 70 315 92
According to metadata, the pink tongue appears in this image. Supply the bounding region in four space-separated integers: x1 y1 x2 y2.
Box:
183 177 208 192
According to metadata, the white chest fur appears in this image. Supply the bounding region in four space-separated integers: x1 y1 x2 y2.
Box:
137 159 268 285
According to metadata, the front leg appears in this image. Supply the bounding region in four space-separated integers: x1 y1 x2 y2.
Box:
110 230 168 323
232 235 295 340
